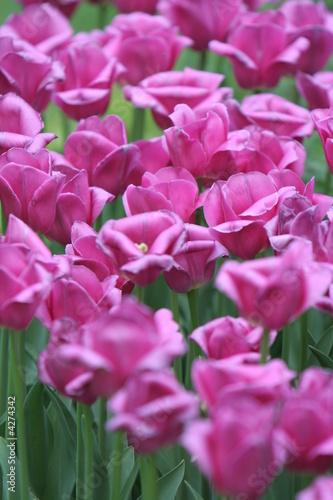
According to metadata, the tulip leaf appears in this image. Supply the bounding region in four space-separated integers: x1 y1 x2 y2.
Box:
308 346 333 369
184 481 205 500
120 454 139 500
108 446 139 499
24 382 52 499
137 460 185 500
43 386 76 452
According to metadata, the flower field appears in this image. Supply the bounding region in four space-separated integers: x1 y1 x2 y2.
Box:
1 1 333 500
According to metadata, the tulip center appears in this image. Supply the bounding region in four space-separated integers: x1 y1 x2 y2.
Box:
135 242 148 253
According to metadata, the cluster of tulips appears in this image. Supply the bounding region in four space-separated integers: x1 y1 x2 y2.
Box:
2 0 333 499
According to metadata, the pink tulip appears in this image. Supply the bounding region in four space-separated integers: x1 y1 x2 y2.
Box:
164 224 228 293
66 220 134 293
204 171 293 259
123 67 232 129
53 41 123 120
277 368 333 473
312 105 333 174
113 0 158 14
209 10 309 89
107 12 192 85
16 0 81 18
38 299 186 404
0 217 54 330
64 115 140 196
227 93 314 139
0 148 65 234
123 167 199 222
297 71 333 111
0 37 64 113
107 370 198 453
0 4 73 55
217 126 306 181
97 211 186 286
215 240 332 330
164 103 249 179
45 167 113 246
280 0 333 74
190 316 275 360
0 93 55 154
126 136 170 186
296 476 333 500
182 393 285 499
157 0 241 51
244 0 279 9
192 355 294 412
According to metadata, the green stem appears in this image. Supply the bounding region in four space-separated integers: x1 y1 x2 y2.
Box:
185 289 201 389
98 3 107 30
0 202 7 235
139 455 158 500
111 431 123 500
260 330 269 364
98 398 107 460
0 329 9 421
199 50 207 71
282 325 290 365
136 285 145 304
169 290 183 382
299 313 308 374
325 167 332 195
9 330 29 500
131 107 145 142
76 403 85 500
82 405 93 500
187 289 199 331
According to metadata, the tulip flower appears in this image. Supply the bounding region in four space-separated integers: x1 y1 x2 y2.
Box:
297 71 333 110
312 105 333 174
113 0 158 14
296 476 333 500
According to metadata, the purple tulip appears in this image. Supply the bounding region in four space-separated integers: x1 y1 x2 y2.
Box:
64 115 140 196
53 40 123 120
204 171 293 259
164 103 248 179
46 166 113 246
182 393 285 499
106 12 192 85
0 93 55 154
16 0 81 18
244 0 279 8
227 93 314 139
280 0 333 74
97 211 186 286
113 0 158 14
190 316 275 360
123 167 199 222
209 10 310 89
0 37 64 113
123 67 232 129
107 370 198 453
0 4 73 55
164 224 228 293
0 148 65 234
215 240 332 331
312 105 333 174
297 476 333 500
192 355 295 412
157 0 241 51
297 71 333 110
38 299 186 404
277 367 333 473
126 136 170 186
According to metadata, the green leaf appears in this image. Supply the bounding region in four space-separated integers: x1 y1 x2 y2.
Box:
138 460 185 500
120 451 139 500
43 387 76 453
308 346 333 369
24 382 52 499
184 481 204 500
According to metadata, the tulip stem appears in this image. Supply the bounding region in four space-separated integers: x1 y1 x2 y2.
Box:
325 168 332 196
199 50 207 71
98 398 107 460
169 290 183 382
131 107 145 142
260 330 269 364
136 285 145 303
111 431 123 500
282 324 290 365
9 329 30 500
0 202 7 234
299 313 308 374
185 289 201 388
76 403 85 500
187 289 199 331
82 405 94 500
139 454 158 500
0 329 9 420
98 3 107 30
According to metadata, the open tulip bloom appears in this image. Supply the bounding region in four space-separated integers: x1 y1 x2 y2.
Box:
2 1 333 500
